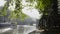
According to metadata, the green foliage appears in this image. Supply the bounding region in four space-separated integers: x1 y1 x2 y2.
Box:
9 10 27 20
0 0 52 21
2 5 8 16
0 0 12 16
26 0 52 15
26 0 35 2
0 0 27 20
9 0 27 20
36 0 52 14
0 2 7 16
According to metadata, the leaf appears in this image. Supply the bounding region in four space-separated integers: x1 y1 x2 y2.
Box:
35 0 52 14
20 13 27 20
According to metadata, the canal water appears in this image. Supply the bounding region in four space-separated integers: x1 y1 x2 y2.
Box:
0 25 60 34
0 25 36 34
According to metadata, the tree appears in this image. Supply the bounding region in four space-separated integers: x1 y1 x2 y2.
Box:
0 0 27 21
35 0 53 30
0 0 52 29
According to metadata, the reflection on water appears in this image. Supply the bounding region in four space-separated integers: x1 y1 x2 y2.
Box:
0 26 60 34
15 25 36 34
0 25 36 34
0 28 13 34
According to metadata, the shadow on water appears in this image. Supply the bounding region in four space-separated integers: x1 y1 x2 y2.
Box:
42 30 60 34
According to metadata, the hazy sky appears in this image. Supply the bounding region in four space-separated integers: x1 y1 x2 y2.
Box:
0 0 7 6
0 0 42 19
